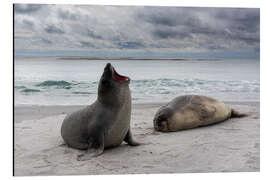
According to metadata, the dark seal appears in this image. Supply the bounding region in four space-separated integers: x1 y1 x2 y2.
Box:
61 63 139 161
153 95 247 132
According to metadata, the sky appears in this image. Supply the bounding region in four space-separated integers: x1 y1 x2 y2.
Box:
14 4 260 59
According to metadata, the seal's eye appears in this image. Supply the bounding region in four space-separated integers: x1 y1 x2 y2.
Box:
157 117 167 126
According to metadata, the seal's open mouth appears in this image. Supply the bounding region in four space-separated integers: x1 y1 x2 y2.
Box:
112 68 129 82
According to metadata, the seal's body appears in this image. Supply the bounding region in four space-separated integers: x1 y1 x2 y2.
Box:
61 63 139 161
153 95 247 132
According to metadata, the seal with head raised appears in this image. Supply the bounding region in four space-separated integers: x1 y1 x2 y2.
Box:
61 63 139 161
153 95 247 132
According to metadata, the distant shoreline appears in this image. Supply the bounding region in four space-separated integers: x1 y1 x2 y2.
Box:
14 55 227 61
57 57 222 61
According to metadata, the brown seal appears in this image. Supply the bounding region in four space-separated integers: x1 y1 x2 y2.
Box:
153 95 247 132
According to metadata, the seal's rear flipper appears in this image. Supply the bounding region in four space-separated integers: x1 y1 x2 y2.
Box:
124 129 140 146
77 134 105 161
230 109 248 118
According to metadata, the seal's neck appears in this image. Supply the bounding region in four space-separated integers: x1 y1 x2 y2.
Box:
97 96 120 108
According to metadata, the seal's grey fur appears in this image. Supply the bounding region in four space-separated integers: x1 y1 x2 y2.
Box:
61 63 139 161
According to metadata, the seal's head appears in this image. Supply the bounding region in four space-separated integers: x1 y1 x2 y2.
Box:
98 63 131 105
153 107 173 132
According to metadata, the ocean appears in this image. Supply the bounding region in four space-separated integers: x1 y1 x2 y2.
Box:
14 56 260 106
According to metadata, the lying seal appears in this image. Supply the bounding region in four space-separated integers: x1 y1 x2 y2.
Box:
61 63 139 161
153 95 247 132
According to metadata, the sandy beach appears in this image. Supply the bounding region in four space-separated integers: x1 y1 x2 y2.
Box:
14 102 260 176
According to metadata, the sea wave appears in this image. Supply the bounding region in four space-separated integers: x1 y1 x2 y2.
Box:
15 85 27 89
15 78 259 103
15 85 41 93
72 91 94 95
15 78 259 93
36 80 73 87
14 78 259 105
131 78 259 93
21 88 41 93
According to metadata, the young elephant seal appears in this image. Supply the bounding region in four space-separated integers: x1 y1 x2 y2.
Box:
153 95 247 132
61 63 139 161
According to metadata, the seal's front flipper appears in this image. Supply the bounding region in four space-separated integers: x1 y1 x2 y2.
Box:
124 129 140 146
189 102 216 120
77 134 104 161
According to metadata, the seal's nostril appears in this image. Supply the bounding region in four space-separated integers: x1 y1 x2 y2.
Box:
104 63 111 70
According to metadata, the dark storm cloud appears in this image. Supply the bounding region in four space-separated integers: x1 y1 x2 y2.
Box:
153 29 191 39
137 7 216 41
58 9 80 21
215 8 260 32
116 41 145 49
14 5 260 56
141 14 178 27
214 8 260 43
137 7 259 47
44 25 65 34
86 29 103 40
137 7 201 27
80 41 96 48
14 4 42 14
40 38 52 44
22 19 34 28
227 31 259 44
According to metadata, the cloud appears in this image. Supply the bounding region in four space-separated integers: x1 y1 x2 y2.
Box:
136 7 259 52
40 38 52 45
136 7 201 27
85 29 103 40
57 8 80 21
44 25 65 34
79 41 96 48
14 4 42 14
116 41 145 49
14 4 260 57
22 19 34 27
152 28 192 40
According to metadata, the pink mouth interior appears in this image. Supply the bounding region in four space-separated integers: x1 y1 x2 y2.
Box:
113 69 129 82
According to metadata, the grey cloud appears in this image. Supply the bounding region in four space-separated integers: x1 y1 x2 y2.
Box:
215 9 259 26
214 8 260 39
14 4 42 14
40 38 52 44
22 19 34 28
201 43 226 51
137 7 259 42
137 7 201 27
86 29 103 39
152 29 191 40
80 41 96 48
14 5 260 56
58 9 80 21
254 47 259 53
116 41 145 49
44 25 65 34
14 35 25 40
139 13 178 27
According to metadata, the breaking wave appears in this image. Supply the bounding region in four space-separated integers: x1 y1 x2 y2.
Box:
21 88 41 93
15 78 259 105
36 80 73 88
